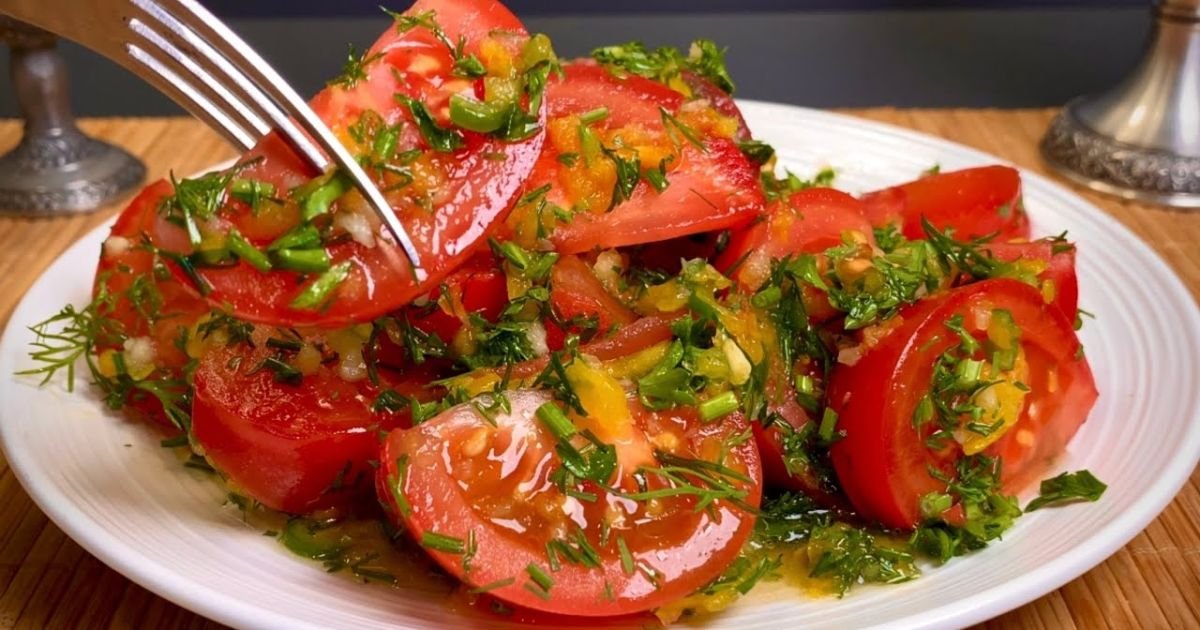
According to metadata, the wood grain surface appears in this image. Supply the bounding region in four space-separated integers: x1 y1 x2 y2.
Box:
0 112 1197 629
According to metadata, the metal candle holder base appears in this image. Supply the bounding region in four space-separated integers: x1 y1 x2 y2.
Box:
1042 104 1200 208
0 17 144 216
1041 1 1200 208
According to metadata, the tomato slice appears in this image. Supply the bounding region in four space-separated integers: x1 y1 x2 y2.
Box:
377 389 761 615
504 62 763 254
403 254 509 346
151 0 545 327
984 238 1078 322
545 254 637 350
716 187 876 291
92 181 211 428
679 71 751 141
192 328 417 513
752 394 846 508
96 182 210 358
509 315 675 381
827 279 1097 529
716 187 875 328
860 166 1030 241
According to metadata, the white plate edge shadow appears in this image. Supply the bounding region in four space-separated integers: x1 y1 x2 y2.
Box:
0 101 1196 630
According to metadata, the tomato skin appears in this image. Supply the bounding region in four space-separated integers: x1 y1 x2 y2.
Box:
545 254 637 350
192 341 411 513
377 389 761 616
545 62 682 125
827 279 1097 529
752 396 847 508
860 166 1029 241
509 315 675 381
985 239 1078 321
96 182 209 354
548 138 762 254
404 255 509 345
93 182 210 428
679 71 751 141
717 187 876 292
513 62 763 254
156 0 544 328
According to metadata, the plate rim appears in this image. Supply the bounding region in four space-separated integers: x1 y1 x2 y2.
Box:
2 102 1199 630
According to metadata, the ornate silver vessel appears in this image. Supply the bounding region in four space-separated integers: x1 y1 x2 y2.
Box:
0 17 145 215
1041 0 1200 207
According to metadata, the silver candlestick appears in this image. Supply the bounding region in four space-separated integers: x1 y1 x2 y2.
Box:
1042 0 1200 208
0 17 144 215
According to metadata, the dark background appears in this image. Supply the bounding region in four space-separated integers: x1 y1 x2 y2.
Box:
0 1 1152 117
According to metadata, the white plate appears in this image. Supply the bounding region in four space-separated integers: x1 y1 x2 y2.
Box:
3 103 1199 630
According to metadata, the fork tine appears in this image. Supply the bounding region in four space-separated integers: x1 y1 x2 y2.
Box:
123 42 258 152
126 17 272 144
129 0 329 173
148 0 427 278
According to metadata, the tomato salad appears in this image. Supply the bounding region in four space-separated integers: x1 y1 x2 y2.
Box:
24 0 1106 623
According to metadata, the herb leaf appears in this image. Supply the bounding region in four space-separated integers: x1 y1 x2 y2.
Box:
328 44 383 89
592 39 735 94
1025 470 1107 512
398 96 465 153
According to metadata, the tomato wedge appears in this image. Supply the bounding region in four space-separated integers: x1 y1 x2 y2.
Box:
93 181 210 428
403 254 509 346
860 166 1030 241
545 254 637 350
150 0 546 327
680 71 751 141
504 62 763 254
752 394 846 508
378 388 761 615
96 182 209 360
192 328 417 513
717 187 876 291
827 279 1097 529
985 238 1079 322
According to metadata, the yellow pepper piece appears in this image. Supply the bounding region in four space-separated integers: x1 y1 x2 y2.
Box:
960 350 1030 455
564 360 634 444
600 342 670 381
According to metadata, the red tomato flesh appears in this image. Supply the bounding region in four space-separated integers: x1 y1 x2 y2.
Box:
93 181 210 428
545 254 637 350
751 394 847 508
505 62 763 254
403 254 509 347
509 315 676 382
192 332 415 513
860 166 1029 242
151 0 544 327
985 238 1079 322
717 187 876 291
378 389 761 615
827 279 1097 529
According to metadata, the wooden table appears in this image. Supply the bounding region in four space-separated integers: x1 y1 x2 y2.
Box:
0 111 1197 629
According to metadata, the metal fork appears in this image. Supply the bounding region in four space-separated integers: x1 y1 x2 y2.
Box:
0 0 425 278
